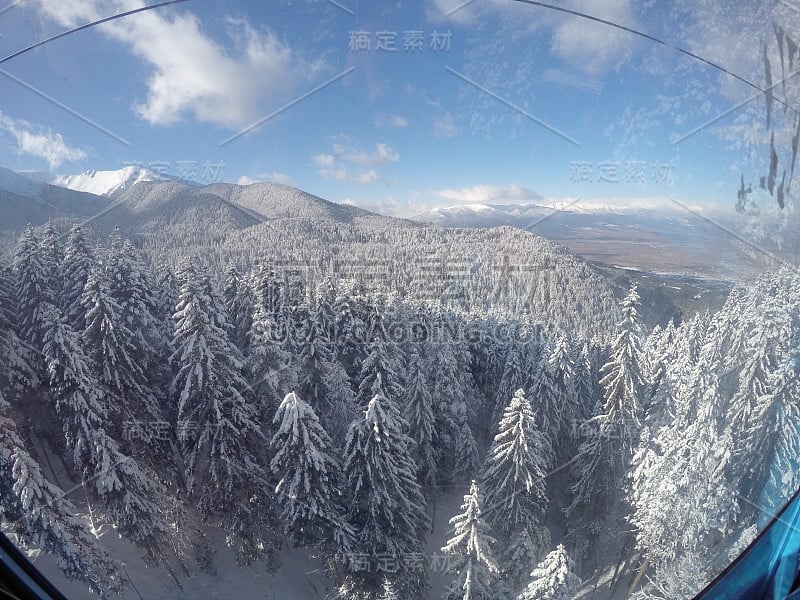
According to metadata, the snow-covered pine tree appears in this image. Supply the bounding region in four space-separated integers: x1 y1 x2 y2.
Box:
547 332 580 454
340 392 429 598
254 259 283 319
0 266 38 396
573 341 597 423
61 224 95 330
294 305 357 442
492 341 530 427
81 267 163 425
246 302 297 423
635 369 737 593
480 388 552 589
402 351 438 490
14 225 52 347
565 285 647 559
223 264 254 351
528 345 561 454
333 279 371 379
598 283 645 449
517 544 580 600
430 342 480 481
441 480 501 600
80 266 180 482
355 327 405 408
313 275 339 350
171 261 277 565
105 233 166 375
482 388 551 531
0 389 126 596
0 263 17 334
41 303 177 567
39 222 63 301
726 292 793 502
270 391 351 550
767 341 800 502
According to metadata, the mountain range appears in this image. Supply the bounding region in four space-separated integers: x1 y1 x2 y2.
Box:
0 167 775 281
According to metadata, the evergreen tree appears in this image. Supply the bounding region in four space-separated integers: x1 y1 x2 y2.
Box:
41 304 177 566
14 226 51 346
441 480 500 600
482 389 551 532
61 224 95 330
481 388 551 589
402 351 438 489
598 283 645 448
517 544 580 600
431 342 479 481
565 285 646 558
493 341 530 427
39 222 63 300
0 390 126 596
270 391 350 549
340 392 429 597
81 267 162 425
247 303 297 423
171 261 276 565
356 334 405 408
294 306 356 442
223 264 254 351
105 233 165 374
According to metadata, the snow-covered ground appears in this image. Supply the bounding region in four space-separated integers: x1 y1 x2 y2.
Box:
35 485 471 600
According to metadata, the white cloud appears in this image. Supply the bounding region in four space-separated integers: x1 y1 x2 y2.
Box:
0 113 87 168
549 0 637 76
237 171 296 186
33 1 325 129
337 194 426 218
268 171 295 186
312 154 336 168
330 140 400 167
313 136 399 184
389 114 408 128
433 113 458 139
434 183 541 204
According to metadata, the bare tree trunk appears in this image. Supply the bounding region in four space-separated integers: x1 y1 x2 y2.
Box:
625 556 650 599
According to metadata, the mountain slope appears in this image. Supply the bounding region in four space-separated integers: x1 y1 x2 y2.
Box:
0 168 108 230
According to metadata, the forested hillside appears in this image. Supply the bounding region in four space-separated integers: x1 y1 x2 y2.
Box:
0 221 797 599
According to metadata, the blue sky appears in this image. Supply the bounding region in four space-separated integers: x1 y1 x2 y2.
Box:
0 0 787 216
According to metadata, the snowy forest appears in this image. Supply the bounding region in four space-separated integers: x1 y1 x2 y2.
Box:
0 220 799 600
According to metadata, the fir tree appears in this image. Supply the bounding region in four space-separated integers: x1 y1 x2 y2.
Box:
247 303 297 423
441 480 500 600
41 304 177 567
517 544 580 600
39 222 63 300
481 388 552 589
270 391 350 549
14 226 51 346
61 224 95 330
171 261 276 565
223 264 254 351
0 389 126 596
340 392 429 597
482 389 551 533
402 351 438 489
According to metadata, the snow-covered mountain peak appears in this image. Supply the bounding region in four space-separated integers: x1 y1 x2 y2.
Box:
50 165 173 197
